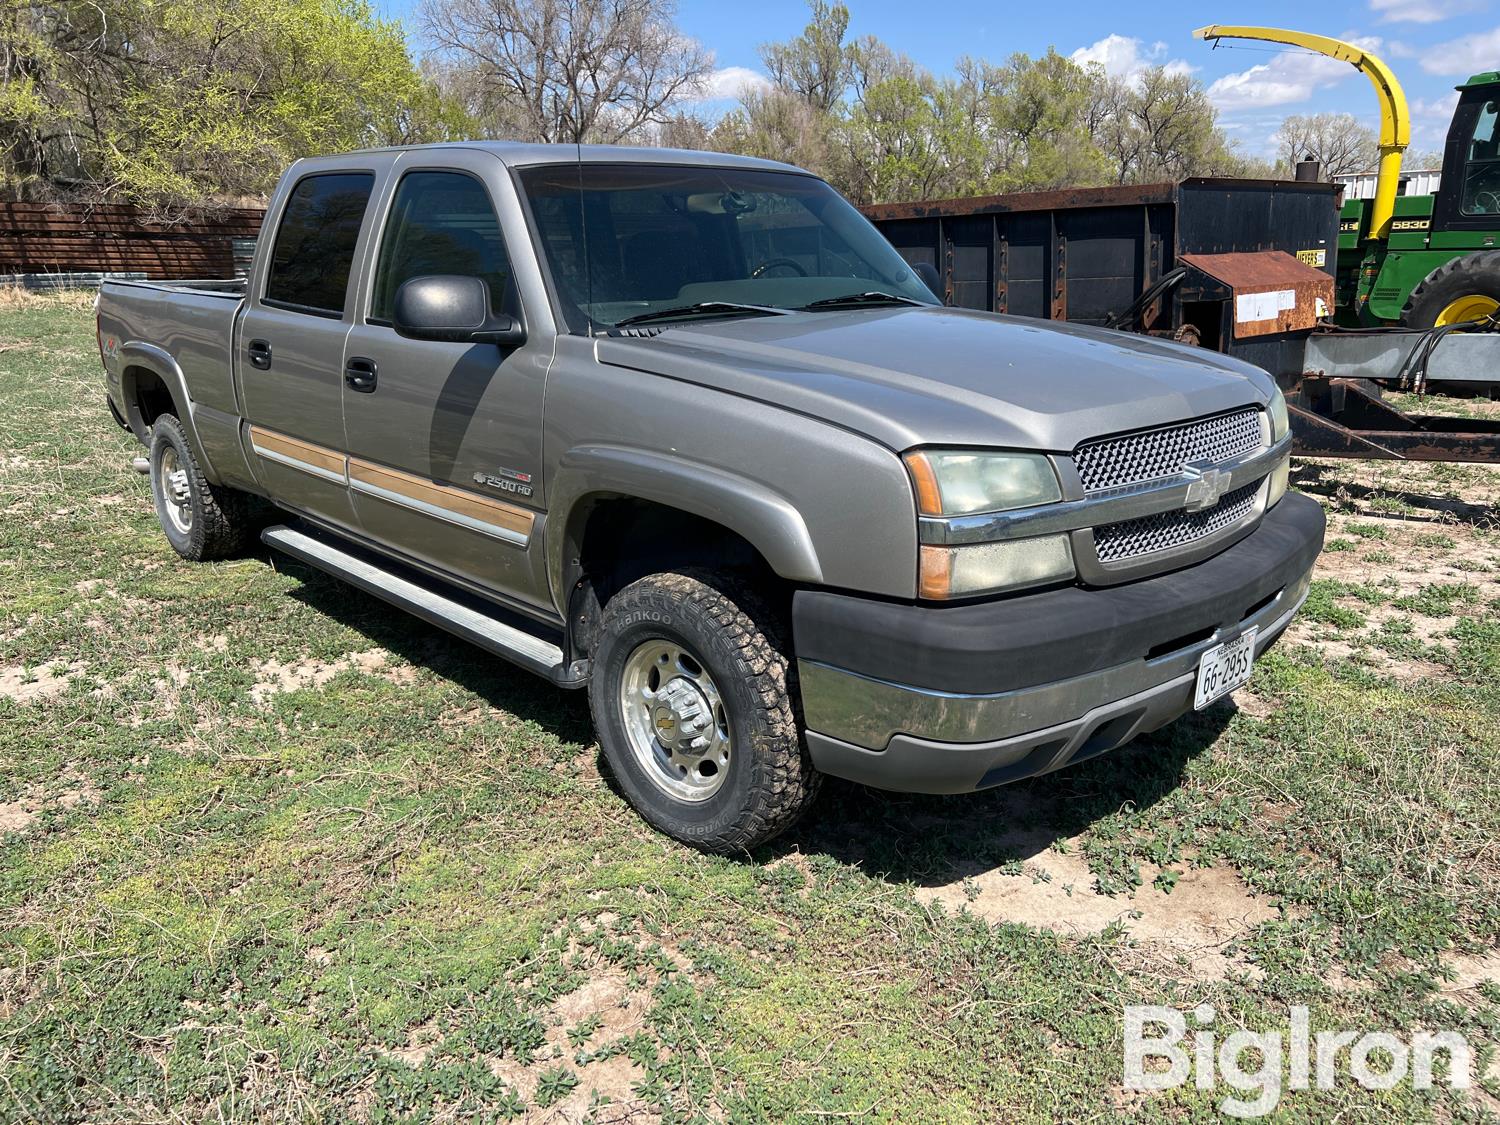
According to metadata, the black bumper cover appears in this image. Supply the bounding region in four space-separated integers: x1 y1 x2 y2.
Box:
793 491 1325 696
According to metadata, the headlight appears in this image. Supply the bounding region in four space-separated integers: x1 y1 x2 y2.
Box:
1266 386 1291 507
1268 385 1289 442
920 536 1075 599
904 450 1062 516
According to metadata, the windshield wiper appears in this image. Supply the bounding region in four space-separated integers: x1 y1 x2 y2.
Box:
612 301 785 329
799 291 927 311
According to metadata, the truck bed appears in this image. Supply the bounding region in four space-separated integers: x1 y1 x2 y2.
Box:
96 277 249 469
103 277 247 298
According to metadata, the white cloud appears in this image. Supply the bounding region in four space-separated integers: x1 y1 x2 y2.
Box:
1369 0 1477 22
1069 34 1195 86
1204 36 1381 110
694 66 772 102
1419 26 1500 75
1409 91 1462 150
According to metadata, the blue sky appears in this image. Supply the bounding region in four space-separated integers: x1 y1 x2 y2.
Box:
379 0 1500 162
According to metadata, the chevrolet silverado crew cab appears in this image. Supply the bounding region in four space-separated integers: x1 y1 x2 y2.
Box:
97 143 1323 852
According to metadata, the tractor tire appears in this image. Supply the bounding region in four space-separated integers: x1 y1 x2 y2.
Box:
1401 252 1500 329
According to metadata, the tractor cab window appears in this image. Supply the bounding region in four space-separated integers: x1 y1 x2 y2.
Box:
1461 101 1500 215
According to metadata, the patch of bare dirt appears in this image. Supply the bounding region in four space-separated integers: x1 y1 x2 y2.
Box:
1442 949 1500 994
1232 692 1280 720
0 660 85 703
387 1021 441 1067
0 802 37 835
1282 460 1500 681
370 917 672 1121
916 828 1277 982
249 649 416 704
484 965 657 1122
0 765 103 837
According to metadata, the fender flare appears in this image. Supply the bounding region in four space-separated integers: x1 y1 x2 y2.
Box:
117 342 220 484
546 444 823 609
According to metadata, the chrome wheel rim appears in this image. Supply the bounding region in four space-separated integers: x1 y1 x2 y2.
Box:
619 639 731 802
159 447 193 533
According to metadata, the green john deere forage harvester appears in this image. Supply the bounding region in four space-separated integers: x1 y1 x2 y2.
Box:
1340 72 1500 328
1198 27 1500 329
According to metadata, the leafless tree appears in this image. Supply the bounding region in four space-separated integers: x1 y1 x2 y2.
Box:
420 0 712 144
1276 113 1379 178
656 110 713 150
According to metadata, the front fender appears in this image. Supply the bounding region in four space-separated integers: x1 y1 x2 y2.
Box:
118 342 220 483
546 444 823 606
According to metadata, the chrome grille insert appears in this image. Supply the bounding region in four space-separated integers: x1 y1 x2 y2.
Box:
1093 480 1261 564
1074 408 1264 493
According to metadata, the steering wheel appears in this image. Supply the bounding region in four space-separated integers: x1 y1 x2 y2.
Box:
1476 191 1500 214
750 257 808 279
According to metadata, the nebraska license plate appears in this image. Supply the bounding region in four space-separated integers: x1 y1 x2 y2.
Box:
1194 628 1259 710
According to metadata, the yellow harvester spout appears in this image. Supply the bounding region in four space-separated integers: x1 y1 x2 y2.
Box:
1194 25 1410 240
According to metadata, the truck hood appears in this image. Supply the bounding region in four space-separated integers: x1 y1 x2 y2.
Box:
594 305 1275 452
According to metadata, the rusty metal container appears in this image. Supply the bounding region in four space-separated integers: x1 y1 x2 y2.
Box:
863 177 1340 379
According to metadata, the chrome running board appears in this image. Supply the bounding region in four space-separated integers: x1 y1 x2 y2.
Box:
261 524 581 685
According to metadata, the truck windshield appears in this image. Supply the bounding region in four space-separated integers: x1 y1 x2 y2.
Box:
517 163 937 331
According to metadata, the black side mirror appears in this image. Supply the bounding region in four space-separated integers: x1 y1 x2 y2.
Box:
913 261 946 304
392 275 526 347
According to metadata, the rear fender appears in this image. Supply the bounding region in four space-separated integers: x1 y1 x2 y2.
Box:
118 342 221 484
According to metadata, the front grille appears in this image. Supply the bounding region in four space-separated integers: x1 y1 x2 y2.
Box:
1093 480 1261 563
1074 408 1264 493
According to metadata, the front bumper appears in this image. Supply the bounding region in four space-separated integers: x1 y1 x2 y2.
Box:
793 490 1325 793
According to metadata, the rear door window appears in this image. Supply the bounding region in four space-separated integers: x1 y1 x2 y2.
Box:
264 172 375 315
369 171 515 322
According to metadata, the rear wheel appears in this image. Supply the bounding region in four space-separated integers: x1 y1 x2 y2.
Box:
1401 252 1500 328
149 414 256 560
588 570 819 853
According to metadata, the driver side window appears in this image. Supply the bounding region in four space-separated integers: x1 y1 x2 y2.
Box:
1461 101 1500 216
370 171 515 321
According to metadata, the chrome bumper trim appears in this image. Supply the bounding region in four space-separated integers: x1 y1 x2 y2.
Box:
799 571 1310 751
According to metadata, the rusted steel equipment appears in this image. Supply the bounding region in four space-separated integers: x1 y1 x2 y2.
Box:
864 179 1500 464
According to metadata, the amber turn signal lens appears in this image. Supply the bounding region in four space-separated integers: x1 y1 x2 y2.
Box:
905 451 945 517
918 535 1075 600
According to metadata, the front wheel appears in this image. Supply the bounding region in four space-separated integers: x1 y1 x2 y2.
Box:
588 571 819 853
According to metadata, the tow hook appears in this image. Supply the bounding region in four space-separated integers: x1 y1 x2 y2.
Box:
131 456 150 475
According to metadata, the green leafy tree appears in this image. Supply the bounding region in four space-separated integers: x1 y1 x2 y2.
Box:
0 0 462 207
837 70 946 204
988 50 1109 191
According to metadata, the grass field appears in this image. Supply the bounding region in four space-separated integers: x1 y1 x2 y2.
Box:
2 293 1498 1122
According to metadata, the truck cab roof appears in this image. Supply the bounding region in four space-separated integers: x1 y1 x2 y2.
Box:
321 140 806 176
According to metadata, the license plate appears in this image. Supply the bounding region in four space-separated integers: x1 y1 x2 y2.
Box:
1194 628 1259 710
